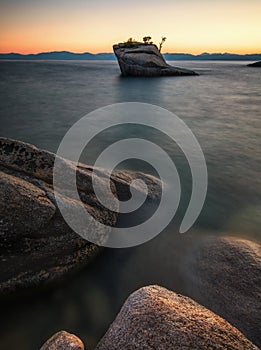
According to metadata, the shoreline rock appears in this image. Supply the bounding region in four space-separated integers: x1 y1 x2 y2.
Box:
113 43 198 77
182 236 261 347
0 137 161 296
247 61 261 67
40 331 84 350
95 285 258 349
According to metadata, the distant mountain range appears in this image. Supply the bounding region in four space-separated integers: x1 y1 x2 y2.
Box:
0 51 261 61
164 53 261 61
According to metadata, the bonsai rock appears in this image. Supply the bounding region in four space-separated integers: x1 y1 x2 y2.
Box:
113 42 198 77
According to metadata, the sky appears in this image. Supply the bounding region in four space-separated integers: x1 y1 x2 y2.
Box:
0 0 260 54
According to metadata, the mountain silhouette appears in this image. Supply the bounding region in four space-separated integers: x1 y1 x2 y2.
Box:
0 51 261 61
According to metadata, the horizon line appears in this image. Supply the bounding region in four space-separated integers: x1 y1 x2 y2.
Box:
1 50 261 56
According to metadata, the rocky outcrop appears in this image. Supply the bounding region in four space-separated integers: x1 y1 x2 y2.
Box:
182 237 261 347
95 285 257 350
0 137 161 296
248 61 261 67
40 331 84 350
113 43 198 77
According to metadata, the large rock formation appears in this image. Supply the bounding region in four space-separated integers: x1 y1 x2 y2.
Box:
40 331 84 350
95 285 258 350
248 61 261 67
182 237 261 347
0 137 161 296
113 42 198 77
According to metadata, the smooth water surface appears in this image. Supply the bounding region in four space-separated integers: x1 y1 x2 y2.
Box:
0 60 260 349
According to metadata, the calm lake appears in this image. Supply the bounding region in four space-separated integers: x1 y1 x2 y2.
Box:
0 60 260 349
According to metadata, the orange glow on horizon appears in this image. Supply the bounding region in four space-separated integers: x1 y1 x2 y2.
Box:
0 0 260 55
1 46 261 56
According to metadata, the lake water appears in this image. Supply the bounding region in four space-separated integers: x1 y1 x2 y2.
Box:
0 60 260 349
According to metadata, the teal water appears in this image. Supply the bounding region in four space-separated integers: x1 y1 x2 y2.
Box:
0 60 260 349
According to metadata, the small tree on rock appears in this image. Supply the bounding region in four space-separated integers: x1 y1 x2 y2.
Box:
143 36 152 45
159 36 167 52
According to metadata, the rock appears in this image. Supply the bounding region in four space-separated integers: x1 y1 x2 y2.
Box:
182 237 261 348
95 285 257 350
0 138 161 296
248 61 261 67
113 42 198 77
0 170 56 240
40 331 84 350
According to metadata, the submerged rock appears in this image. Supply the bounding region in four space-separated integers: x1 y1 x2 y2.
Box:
40 331 84 350
95 285 257 349
182 236 261 347
113 42 198 77
248 61 261 67
0 138 161 296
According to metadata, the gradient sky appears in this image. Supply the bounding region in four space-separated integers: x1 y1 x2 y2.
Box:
0 0 260 54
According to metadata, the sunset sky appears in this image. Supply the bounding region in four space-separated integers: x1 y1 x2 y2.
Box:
0 0 260 54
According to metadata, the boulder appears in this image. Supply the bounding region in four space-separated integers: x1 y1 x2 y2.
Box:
247 61 261 67
113 42 198 77
0 138 161 296
182 237 261 347
40 331 84 350
95 285 257 350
